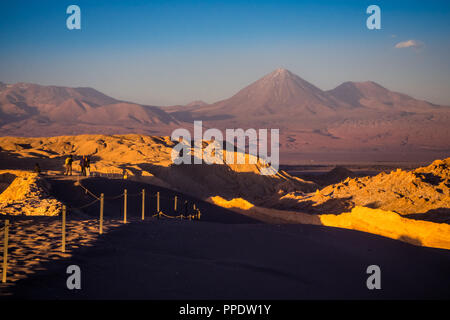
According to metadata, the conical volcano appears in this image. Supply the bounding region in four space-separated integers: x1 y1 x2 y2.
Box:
188 68 343 122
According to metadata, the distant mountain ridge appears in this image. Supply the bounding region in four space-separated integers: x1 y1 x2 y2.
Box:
166 69 450 159
0 82 178 136
326 81 438 111
171 69 443 121
173 68 344 121
1 69 449 162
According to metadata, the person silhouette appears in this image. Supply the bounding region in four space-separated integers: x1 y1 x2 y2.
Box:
65 155 73 176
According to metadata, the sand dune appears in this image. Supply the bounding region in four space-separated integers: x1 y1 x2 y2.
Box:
279 158 450 217
0 134 316 206
3 217 450 299
1 134 450 251
0 134 450 298
320 206 450 250
210 196 450 249
0 170 60 216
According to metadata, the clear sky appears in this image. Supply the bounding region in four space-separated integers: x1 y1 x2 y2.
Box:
1 0 449 106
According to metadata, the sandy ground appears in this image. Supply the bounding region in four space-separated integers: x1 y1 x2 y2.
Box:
0 176 449 299
2 218 450 299
0 216 121 286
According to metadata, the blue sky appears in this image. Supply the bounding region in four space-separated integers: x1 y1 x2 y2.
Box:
0 0 449 106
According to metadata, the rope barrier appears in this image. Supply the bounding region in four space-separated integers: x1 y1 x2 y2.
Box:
0 188 203 284
77 182 100 200
103 194 124 200
156 211 201 220
158 195 176 200
59 189 200 220
67 198 100 211
126 192 142 197
160 212 177 219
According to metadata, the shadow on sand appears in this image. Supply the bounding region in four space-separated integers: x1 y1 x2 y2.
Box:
3 217 450 299
47 176 259 224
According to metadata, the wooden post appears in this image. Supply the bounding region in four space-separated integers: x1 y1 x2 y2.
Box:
142 189 145 220
62 205 66 253
123 189 127 224
157 192 160 213
174 196 177 211
99 193 104 234
192 204 196 220
183 200 188 219
2 220 9 283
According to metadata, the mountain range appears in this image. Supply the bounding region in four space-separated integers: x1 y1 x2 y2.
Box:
0 82 178 136
1 69 449 162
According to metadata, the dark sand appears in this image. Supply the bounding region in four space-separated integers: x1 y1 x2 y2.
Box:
3 220 450 299
1 177 449 299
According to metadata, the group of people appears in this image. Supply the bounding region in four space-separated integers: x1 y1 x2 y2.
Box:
64 154 91 176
